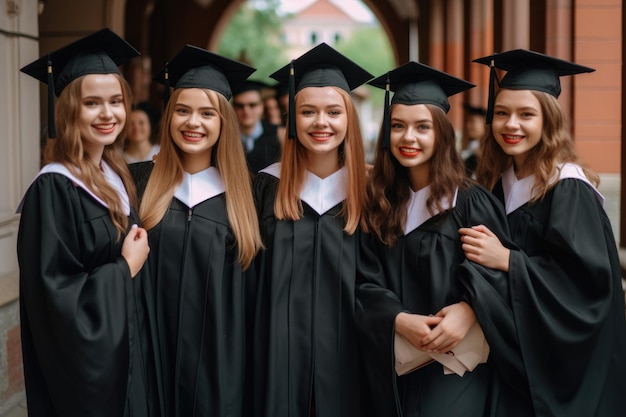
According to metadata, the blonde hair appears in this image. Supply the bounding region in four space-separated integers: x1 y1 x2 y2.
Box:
274 87 367 234
43 74 137 239
139 88 262 269
476 90 599 200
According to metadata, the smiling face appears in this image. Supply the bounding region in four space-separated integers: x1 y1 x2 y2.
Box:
389 103 435 189
491 89 544 172
295 86 347 159
78 73 126 161
169 88 221 172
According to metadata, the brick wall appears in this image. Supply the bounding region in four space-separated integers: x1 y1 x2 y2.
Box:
0 301 24 414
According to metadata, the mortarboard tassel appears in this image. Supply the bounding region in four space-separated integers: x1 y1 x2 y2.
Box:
485 59 498 125
163 63 170 108
287 60 296 139
381 74 391 149
46 56 56 139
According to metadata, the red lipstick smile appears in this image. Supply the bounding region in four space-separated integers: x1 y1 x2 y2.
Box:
398 146 421 157
182 131 205 142
310 132 333 143
502 134 524 144
93 123 116 134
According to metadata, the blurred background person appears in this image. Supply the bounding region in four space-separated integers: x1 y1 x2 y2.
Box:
460 103 486 178
263 89 282 126
124 102 161 163
232 80 281 173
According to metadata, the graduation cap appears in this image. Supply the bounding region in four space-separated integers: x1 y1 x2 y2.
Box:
369 61 474 148
153 45 256 106
269 42 373 139
473 49 595 123
20 28 140 138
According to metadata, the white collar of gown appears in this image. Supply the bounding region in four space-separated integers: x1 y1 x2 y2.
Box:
174 166 225 208
403 185 458 235
501 162 604 214
17 161 130 215
260 162 348 215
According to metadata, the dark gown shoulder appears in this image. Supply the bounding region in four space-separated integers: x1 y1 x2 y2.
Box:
128 161 154 204
246 122 281 174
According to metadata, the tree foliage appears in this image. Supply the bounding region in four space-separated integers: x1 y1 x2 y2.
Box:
335 26 395 78
334 26 395 105
218 0 289 80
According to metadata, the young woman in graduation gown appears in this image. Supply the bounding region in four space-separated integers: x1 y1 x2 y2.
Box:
355 62 517 417
17 29 155 417
252 43 373 417
136 46 262 417
459 49 626 416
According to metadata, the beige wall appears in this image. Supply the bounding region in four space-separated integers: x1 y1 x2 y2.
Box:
0 0 40 411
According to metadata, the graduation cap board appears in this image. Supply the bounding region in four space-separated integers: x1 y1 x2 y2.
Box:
153 45 256 106
269 42 374 139
20 28 140 138
472 49 595 123
368 61 474 148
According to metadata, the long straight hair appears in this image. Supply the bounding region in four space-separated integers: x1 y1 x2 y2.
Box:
274 87 367 234
43 74 137 239
475 90 599 199
366 104 467 246
139 88 262 269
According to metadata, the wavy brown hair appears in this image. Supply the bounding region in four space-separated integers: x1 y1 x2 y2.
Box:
139 88 262 269
475 90 599 199
366 104 468 246
43 74 137 240
274 87 367 234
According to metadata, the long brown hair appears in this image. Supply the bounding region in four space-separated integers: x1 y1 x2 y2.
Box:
43 74 137 239
139 88 262 269
475 90 599 199
366 104 467 246
274 87 367 234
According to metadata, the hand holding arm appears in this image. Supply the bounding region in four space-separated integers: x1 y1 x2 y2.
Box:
121 224 150 278
459 224 510 272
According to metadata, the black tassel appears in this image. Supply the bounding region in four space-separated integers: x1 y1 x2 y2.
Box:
163 63 170 109
287 60 296 139
486 59 498 125
381 74 391 149
46 56 56 138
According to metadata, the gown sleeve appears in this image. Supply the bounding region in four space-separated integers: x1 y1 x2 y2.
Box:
355 230 414 417
504 178 626 416
17 174 135 417
454 185 532 400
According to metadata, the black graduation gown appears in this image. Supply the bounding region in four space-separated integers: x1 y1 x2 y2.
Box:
17 173 154 417
146 173 256 417
245 121 281 174
253 171 363 417
356 184 515 417
465 177 626 417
